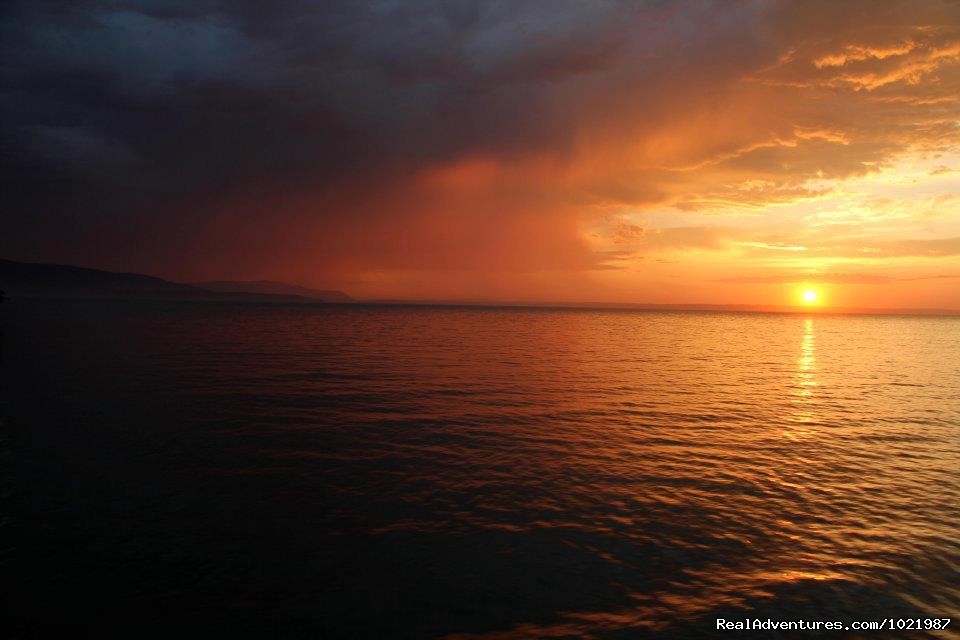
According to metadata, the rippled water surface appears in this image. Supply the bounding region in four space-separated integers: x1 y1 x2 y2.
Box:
3 301 959 638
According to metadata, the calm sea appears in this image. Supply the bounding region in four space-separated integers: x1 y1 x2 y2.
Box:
2 300 959 638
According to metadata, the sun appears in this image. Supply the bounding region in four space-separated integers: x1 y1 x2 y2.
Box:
797 285 828 307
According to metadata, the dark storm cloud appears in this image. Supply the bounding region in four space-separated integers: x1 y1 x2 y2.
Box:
4 1 372 195
2 0 751 274
1 1 655 193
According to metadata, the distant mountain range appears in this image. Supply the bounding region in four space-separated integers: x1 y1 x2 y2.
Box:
195 280 351 302
0 259 351 303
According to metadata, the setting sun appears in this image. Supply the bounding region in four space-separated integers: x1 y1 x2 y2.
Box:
803 289 818 304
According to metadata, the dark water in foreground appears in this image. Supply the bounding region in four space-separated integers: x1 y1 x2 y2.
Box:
2 300 959 638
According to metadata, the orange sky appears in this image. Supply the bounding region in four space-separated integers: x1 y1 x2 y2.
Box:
5 1 960 309
233 2 960 309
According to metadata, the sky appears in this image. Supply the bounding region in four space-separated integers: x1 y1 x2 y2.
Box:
2 0 960 308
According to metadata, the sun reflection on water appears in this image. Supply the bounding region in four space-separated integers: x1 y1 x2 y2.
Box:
788 318 818 436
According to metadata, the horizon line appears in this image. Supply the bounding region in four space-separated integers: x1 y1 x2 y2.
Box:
351 297 960 317
3 256 959 317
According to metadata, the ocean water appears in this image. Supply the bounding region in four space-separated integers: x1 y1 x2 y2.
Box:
2 300 959 638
